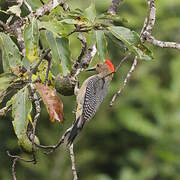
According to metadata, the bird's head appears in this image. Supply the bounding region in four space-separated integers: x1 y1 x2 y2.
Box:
87 59 115 76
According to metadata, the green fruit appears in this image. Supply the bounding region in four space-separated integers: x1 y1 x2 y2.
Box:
55 75 75 96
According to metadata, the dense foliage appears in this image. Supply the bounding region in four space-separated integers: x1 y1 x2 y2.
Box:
0 0 180 179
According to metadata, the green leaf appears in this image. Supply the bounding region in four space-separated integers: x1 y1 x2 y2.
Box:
46 31 72 76
95 30 107 62
12 87 32 139
24 18 39 63
0 33 22 72
108 26 153 61
38 20 66 37
84 2 96 22
108 26 138 46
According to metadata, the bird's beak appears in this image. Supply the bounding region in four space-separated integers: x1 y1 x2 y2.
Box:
86 67 96 71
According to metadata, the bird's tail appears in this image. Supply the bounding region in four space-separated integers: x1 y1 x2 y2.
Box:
67 117 82 146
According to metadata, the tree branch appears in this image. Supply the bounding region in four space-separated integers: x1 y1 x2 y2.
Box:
145 0 156 35
10 19 25 56
110 0 180 106
141 0 180 50
71 44 97 78
145 33 180 50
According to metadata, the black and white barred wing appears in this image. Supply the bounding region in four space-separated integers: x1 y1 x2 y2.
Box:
82 76 107 122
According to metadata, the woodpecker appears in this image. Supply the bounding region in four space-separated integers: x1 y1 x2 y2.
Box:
67 59 115 145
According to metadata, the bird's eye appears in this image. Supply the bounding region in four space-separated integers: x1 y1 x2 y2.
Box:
97 64 100 67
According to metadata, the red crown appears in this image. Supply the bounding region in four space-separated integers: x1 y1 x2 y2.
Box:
105 59 115 72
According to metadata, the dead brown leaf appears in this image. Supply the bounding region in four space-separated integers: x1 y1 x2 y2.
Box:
35 83 64 123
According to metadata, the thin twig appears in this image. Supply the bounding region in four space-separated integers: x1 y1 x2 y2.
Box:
115 53 131 72
110 56 138 106
110 0 157 106
45 127 72 154
7 151 34 162
34 127 72 154
7 150 35 180
12 158 18 180
108 53 132 106
29 83 41 164
31 49 51 74
67 28 93 37
69 144 78 180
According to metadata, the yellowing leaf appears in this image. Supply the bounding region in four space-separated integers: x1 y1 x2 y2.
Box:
24 18 39 63
35 83 64 123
